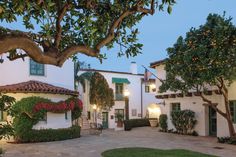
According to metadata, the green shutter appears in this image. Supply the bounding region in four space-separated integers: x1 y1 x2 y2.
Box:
229 101 236 123
112 78 130 84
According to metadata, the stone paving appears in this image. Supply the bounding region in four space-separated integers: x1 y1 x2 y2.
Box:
1 127 236 157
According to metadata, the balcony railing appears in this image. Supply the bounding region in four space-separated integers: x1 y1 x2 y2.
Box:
115 94 124 101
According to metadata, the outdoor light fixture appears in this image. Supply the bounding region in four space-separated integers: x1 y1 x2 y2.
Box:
124 89 130 120
150 84 156 89
93 104 97 110
124 89 130 97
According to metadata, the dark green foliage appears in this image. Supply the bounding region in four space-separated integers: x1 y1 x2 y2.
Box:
124 118 150 131
160 13 236 93
171 110 197 135
0 94 15 140
102 148 216 157
90 72 114 110
10 96 82 142
76 71 94 92
159 114 168 132
0 94 15 111
218 136 236 145
17 126 80 143
10 97 51 141
0 1 175 62
65 97 83 120
0 123 14 140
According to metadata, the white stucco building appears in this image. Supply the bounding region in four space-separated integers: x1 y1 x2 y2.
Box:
78 62 159 130
150 59 236 137
0 55 77 129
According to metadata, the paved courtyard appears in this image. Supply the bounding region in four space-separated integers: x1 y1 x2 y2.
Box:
1 127 236 157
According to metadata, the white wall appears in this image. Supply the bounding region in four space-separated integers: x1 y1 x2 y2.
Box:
78 70 157 129
0 55 74 90
33 111 72 129
154 64 236 137
5 93 72 129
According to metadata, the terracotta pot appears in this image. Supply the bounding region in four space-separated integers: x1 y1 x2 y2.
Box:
117 121 123 127
149 120 158 127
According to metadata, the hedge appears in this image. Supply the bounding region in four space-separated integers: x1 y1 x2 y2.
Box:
159 114 168 132
16 126 81 143
124 118 153 131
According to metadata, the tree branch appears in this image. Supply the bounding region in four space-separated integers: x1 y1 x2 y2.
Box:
0 36 59 65
95 0 156 50
200 93 227 117
54 2 70 48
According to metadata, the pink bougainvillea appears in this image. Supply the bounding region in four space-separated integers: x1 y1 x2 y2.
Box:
33 98 83 113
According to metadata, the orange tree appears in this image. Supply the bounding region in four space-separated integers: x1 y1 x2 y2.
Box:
160 14 236 137
0 0 175 66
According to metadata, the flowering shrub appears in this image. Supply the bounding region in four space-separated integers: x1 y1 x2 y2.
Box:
10 96 83 142
33 98 83 113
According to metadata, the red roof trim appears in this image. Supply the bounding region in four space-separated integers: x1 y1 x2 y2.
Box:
0 80 78 96
150 59 167 68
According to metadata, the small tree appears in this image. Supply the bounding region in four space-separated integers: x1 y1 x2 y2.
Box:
90 72 114 110
160 14 236 137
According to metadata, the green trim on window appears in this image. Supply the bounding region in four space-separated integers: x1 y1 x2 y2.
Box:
145 85 150 93
30 59 45 76
115 109 124 122
115 83 124 100
171 103 181 112
229 101 236 123
112 78 130 84
65 112 68 120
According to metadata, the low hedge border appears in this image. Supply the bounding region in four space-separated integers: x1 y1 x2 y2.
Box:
16 125 81 143
124 118 157 131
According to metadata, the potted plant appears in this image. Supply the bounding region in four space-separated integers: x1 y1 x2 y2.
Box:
149 118 158 127
116 113 124 127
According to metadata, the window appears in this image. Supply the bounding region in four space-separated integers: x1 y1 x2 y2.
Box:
0 111 7 121
30 59 45 76
132 109 137 116
65 112 68 120
87 111 91 120
39 113 47 121
115 83 124 100
229 101 236 123
171 103 181 112
115 109 124 122
145 85 150 93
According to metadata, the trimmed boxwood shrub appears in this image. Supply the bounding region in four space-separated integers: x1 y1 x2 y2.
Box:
124 118 151 131
17 126 81 143
171 109 197 135
159 114 168 132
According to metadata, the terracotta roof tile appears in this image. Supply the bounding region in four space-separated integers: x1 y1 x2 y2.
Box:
0 80 78 96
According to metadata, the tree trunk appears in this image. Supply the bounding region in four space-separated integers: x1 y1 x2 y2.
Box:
224 92 236 137
200 90 236 137
226 116 236 137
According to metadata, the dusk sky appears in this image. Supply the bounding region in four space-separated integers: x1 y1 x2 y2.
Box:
79 0 236 73
2 0 236 74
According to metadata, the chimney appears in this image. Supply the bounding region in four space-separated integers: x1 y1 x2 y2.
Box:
130 62 137 74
